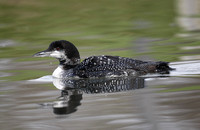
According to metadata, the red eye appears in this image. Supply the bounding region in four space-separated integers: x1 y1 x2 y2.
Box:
56 47 60 51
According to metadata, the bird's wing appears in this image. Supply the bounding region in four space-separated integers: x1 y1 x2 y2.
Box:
73 55 147 78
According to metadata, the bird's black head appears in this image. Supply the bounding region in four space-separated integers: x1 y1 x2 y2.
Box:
33 40 80 65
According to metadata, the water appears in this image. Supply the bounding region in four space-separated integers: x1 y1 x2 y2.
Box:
0 61 200 130
1 0 200 130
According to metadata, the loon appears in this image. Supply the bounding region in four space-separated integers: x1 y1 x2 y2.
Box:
33 40 173 78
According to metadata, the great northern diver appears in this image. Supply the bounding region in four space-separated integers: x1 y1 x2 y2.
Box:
33 40 173 78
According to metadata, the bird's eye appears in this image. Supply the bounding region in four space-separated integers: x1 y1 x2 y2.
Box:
56 47 60 51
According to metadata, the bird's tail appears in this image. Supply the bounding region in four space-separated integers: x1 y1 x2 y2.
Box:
156 61 175 74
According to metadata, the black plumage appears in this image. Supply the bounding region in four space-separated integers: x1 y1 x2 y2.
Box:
73 55 172 78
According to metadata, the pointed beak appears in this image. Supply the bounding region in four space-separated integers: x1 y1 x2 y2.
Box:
33 50 51 57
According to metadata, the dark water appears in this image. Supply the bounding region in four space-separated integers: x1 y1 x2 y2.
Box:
1 0 200 130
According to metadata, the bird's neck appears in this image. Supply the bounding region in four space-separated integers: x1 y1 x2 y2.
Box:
52 65 76 78
52 65 64 78
63 64 78 70
59 58 80 70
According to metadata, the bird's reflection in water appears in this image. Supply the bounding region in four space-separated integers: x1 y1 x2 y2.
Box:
49 77 145 115
53 89 82 115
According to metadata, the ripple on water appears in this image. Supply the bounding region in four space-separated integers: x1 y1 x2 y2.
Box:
170 60 200 76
